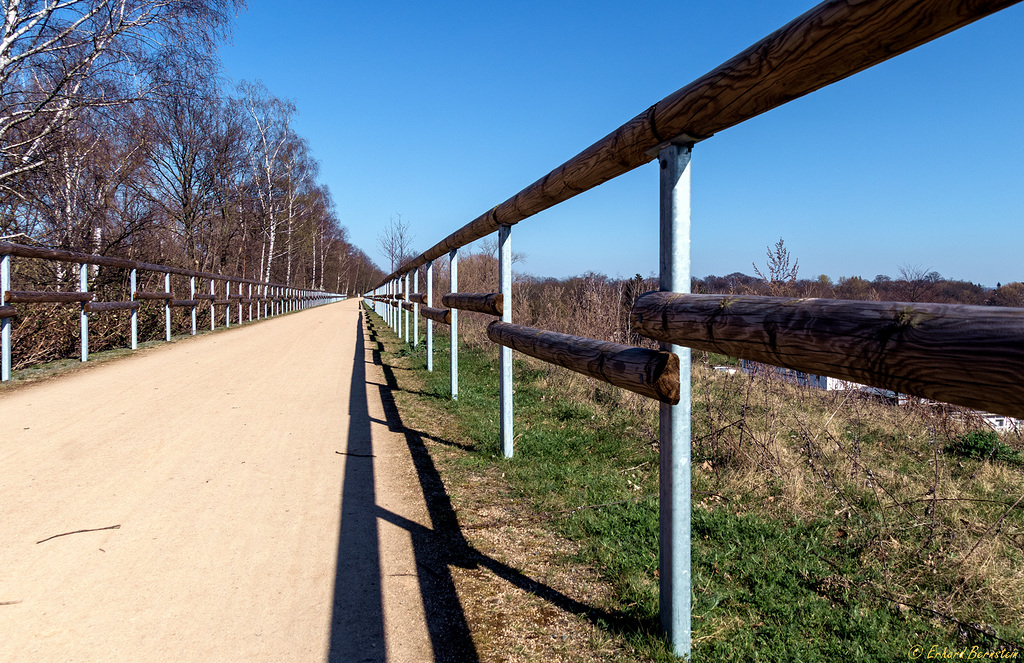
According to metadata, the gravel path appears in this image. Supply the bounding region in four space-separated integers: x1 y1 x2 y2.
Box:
0 299 436 662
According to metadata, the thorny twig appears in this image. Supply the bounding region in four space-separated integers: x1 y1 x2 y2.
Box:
961 491 1024 566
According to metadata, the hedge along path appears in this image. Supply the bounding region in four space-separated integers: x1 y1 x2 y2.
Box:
0 298 439 662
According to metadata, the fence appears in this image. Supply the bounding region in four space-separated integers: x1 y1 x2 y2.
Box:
0 240 346 381
365 0 1023 656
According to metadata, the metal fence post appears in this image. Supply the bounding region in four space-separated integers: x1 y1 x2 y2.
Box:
397 278 403 339
404 272 410 344
413 267 419 348
658 142 693 660
2 253 11 380
237 282 243 323
450 248 458 400
499 225 514 458
190 276 197 335
130 268 138 349
248 284 253 321
210 279 216 330
80 263 89 361
163 272 171 341
426 261 433 371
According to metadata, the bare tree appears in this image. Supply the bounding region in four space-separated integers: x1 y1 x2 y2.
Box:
0 0 243 195
896 264 941 302
753 237 799 296
239 80 294 284
377 213 414 273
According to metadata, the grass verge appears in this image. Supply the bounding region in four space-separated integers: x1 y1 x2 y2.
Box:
364 304 1024 662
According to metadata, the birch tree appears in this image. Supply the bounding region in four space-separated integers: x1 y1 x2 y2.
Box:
0 0 242 196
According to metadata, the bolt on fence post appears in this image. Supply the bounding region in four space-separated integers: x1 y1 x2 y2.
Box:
80 263 89 361
164 272 171 341
1 253 11 381
658 142 693 660
450 248 459 400
426 261 433 371
210 279 216 330
190 277 197 335
413 267 419 347
499 224 514 458
130 269 138 349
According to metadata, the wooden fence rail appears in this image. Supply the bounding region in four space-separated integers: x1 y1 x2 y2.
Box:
631 293 1024 419
0 241 345 381
362 0 1022 657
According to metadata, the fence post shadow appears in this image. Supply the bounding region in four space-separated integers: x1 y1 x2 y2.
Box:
328 310 386 663
363 312 653 657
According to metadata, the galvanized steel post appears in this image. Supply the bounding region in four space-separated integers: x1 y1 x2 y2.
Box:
190 277 197 335
658 142 692 659
499 225 513 458
130 269 138 349
403 272 410 344
237 282 243 323
248 284 253 321
397 278 403 338
80 263 89 361
210 279 216 330
413 267 419 347
225 280 231 328
1 254 10 380
163 273 171 341
426 261 433 371
450 248 458 400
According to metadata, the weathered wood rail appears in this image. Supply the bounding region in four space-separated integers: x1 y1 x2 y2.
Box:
0 240 345 380
362 0 1022 657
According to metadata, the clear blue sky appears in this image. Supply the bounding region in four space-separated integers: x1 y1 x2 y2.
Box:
218 1 1023 287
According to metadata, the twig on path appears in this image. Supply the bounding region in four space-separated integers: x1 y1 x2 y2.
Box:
335 451 375 458
36 524 120 544
0 600 23 606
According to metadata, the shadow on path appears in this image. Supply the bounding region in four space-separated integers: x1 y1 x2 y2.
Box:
361 313 648 660
329 310 386 662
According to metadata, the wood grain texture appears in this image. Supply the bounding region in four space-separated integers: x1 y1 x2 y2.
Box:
132 291 172 300
193 294 217 301
630 292 1024 418
420 306 452 326
85 301 142 313
169 300 200 308
441 292 503 316
401 302 414 312
409 293 427 305
6 290 94 303
486 321 679 404
375 0 1019 288
0 304 17 317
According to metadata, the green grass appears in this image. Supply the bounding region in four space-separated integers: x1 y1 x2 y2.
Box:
364 304 1024 661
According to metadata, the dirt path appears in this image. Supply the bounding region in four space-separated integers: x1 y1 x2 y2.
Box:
0 299 439 662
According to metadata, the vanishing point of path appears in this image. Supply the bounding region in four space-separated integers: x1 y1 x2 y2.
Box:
0 298 471 662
